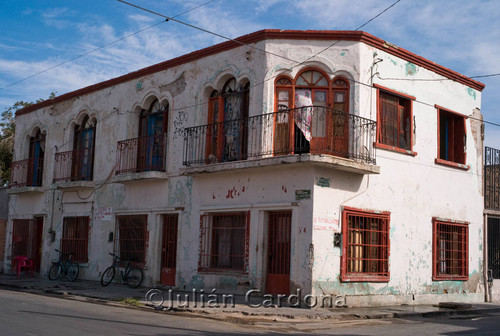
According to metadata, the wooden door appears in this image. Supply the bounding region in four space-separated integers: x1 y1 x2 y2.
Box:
309 89 329 153
161 214 178 286
274 88 292 155
266 211 291 295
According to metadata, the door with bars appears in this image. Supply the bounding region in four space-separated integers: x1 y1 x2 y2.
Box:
161 214 178 286
266 211 291 295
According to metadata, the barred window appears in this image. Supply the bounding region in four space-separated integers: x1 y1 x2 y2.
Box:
12 219 31 257
199 212 249 272
341 208 390 282
117 215 147 264
61 217 89 263
433 218 468 280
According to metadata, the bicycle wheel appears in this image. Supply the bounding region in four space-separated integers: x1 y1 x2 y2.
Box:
100 266 115 286
67 263 79 282
48 263 62 280
125 267 143 288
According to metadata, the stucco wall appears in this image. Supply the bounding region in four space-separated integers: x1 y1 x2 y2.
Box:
6 35 485 305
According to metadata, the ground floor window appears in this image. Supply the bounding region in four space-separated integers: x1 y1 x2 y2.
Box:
116 215 147 264
433 218 468 280
199 212 249 272
61 217 89 263
341 207 390 282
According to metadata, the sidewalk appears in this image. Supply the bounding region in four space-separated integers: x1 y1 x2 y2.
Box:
1 273 499 323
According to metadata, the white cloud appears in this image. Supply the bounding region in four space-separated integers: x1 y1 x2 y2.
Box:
41 7 74 29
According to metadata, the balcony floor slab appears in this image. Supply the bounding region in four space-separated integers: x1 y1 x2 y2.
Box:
181 154 380 176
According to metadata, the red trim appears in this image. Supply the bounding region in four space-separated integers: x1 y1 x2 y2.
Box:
434 158 470 170
340 207 390 282
432 217 469 281
435 105 468 166
434 105 468 119
17 30 484 116
374 142 417 156
198 211 250 274
376 87 414 152
373 84 416 100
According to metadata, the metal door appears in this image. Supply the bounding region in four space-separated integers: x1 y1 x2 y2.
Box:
161 214 178 286
266 211 291 295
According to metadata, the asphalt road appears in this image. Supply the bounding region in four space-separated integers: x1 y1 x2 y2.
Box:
1 289 499 335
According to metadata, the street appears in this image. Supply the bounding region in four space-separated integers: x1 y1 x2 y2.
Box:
1 289 499 335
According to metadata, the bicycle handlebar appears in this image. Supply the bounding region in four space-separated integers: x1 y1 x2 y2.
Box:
109 252 136 265
55 249 74 255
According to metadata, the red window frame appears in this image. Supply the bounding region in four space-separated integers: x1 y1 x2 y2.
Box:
435 105 468 169
116 215 147 265
341 207 390 282
432 218 468 281
375 84 415 155
61 217 89 263
199 212 250 273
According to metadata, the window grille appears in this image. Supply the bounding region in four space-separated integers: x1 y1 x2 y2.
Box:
199 212 249 272
433 218 468 280
117 215 147 264
341 208 390 282
61 217 89 263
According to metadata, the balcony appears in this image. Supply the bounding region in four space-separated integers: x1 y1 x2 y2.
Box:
183 107 378 174
114 134 167 181
10 158 43 189
485 146 500 212
53 148 94 184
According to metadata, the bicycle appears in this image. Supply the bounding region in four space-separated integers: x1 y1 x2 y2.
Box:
100 253 143 288
48 249 79 282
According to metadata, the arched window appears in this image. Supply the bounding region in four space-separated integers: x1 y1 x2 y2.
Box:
139 99 168 138
294 69 329 154
273 68 351 157
138 99 168 172
206 78 249 162
28 128 45 186
73 115 96 181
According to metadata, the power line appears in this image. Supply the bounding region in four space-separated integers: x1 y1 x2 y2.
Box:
9 0 500 130
294 0 401 68
0 0 218 91
376 72 500 82
116 0 300 64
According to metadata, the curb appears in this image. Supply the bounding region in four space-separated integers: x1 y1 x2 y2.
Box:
2 281 500 323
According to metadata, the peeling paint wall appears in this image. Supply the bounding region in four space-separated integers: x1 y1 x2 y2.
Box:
5 35 484 306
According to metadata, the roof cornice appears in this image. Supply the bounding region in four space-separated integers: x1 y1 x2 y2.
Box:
17 29 484 116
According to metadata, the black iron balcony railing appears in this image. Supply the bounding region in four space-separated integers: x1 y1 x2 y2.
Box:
116 134 166 174
53 148 94 182
10 158 44 187
485 146 500 211
183 107 376 166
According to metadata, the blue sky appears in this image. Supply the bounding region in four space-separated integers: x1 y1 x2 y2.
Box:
1 0 499 146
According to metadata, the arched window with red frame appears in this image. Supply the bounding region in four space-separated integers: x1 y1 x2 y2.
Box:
138 98 168 172
273 68 351 157
294 69 329 154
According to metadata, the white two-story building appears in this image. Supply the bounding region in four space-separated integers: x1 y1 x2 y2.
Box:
4 30 485 307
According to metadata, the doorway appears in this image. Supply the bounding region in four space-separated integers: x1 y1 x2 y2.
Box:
266 211 291 295
160 214 178 286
